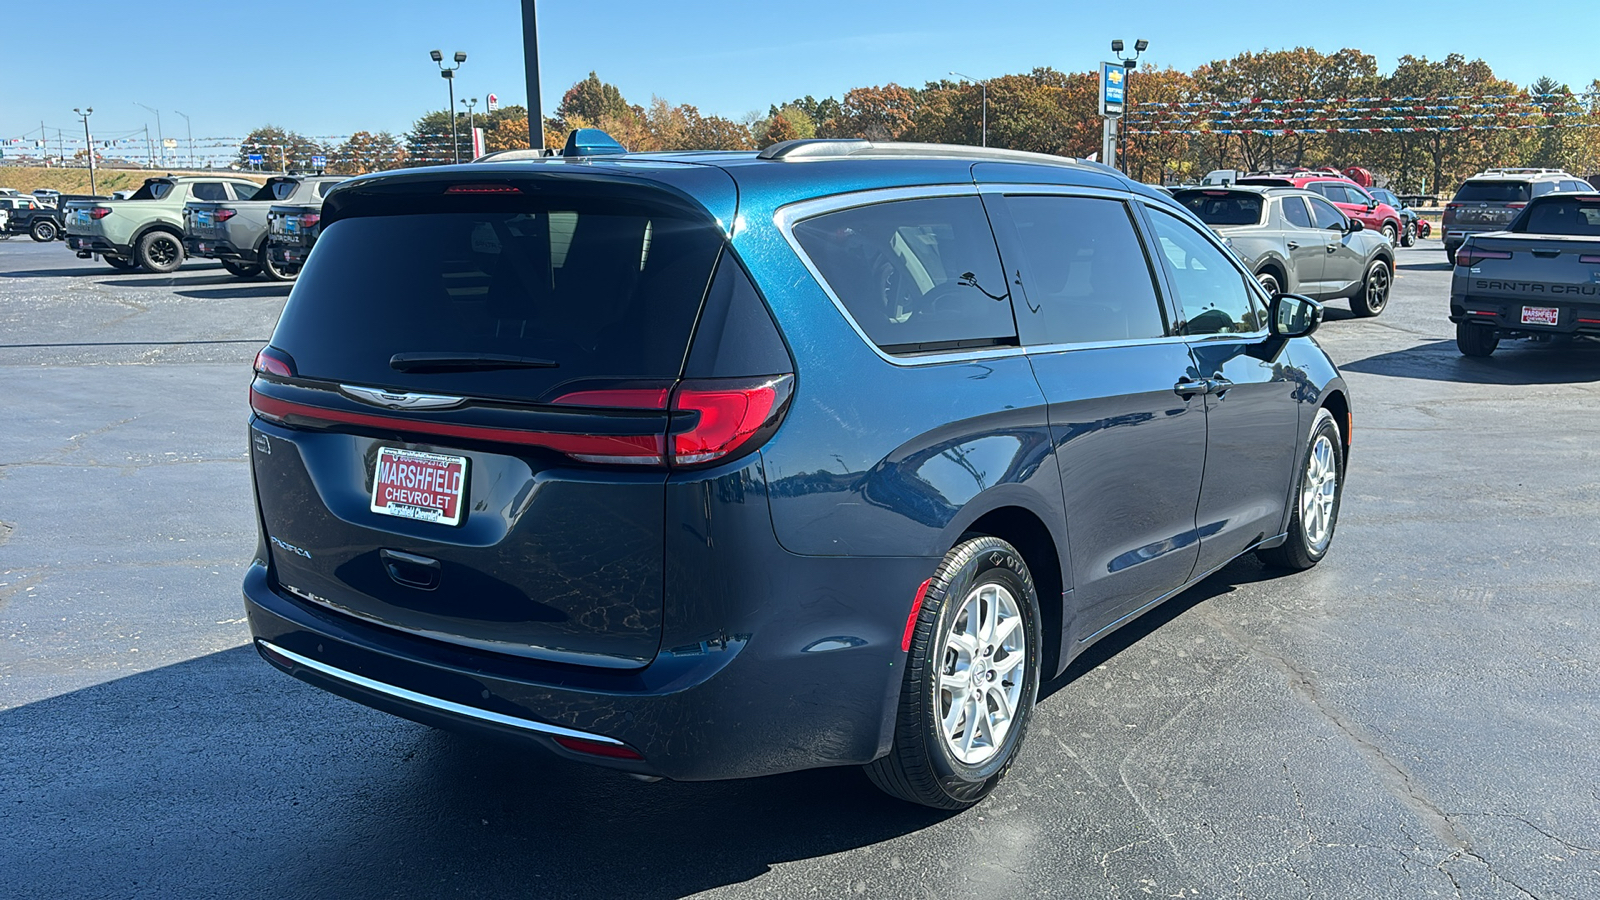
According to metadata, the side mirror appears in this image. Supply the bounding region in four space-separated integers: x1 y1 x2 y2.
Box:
1367 198 1378 210
1270 293 1323 338
1347 218 1365 232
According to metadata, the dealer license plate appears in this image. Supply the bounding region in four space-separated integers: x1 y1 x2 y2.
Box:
370 447 468 526
1521 306 1560 326
196 211 212 227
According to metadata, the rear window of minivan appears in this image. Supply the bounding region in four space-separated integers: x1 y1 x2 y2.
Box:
1455 181 1531 203
271 204 724 401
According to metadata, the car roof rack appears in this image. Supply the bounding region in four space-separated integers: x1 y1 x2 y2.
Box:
1479 167 1571 176
756 138 1115 174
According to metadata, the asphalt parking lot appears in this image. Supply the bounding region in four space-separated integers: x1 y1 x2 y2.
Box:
2 237 1598 899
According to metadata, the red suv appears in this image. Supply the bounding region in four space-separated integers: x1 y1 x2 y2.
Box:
1238 174 1404 244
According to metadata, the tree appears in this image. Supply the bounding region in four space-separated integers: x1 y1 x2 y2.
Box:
330 131 404 174
558 72 634 125
829 84 917 140
236 125 326 172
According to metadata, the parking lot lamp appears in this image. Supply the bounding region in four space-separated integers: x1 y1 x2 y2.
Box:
949 71 988 147
461 97 479 158
174 110 194 169
1110 39 1148 173
432 50 468 164
73 107 96 195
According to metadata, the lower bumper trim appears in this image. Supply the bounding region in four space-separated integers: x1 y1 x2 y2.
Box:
255 639 627 747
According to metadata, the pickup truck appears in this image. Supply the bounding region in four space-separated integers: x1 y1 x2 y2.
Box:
183 174 344 280
64 175 261 273
1450 192 1600 356
5 193 107 242
263 181 343 275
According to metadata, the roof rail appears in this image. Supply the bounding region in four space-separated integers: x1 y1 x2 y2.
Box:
475 147 559 162
1481 167 1570 176
756 138 1112 173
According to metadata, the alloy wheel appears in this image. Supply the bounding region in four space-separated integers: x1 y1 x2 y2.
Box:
938 581 1028 766
1300 434 1339 551
148 236 179 266
1366 264 1390 313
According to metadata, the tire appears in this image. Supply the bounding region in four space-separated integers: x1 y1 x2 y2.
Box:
1380 222 1398 245
1400 221 1417 248
1256 271 1282 296
1456 321 1499 357
29 219 58 242
1258 408 1344 571
1351 259 1391 317
105 256 137 270
259 241 296 282
1446 247 1459 265
135 230 184 274
221 260 262 279
866 536 1041 810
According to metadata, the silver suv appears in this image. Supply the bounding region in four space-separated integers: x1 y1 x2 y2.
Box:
1442 168 1593 262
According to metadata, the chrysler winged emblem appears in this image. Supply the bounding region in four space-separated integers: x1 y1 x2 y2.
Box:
339 384 465 411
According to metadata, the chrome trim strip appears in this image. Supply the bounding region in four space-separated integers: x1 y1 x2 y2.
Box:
256 639 626 746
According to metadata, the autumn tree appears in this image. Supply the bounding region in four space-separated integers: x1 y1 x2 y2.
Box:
829 84 917 140
236 126 327 171
330 131 405 174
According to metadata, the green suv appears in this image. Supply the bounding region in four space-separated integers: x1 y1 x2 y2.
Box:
64 175 261 273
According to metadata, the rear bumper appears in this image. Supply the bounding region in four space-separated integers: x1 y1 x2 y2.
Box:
65 234 129 256
243 540 932 781
266 239 312 265
1449 295 1600 337
185 237 254 262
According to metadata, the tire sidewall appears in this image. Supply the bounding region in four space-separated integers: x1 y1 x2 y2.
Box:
138 231 184 273
1291 410 1344 564
31 220 56 242
917 542 1041 801
1257 272 1281 296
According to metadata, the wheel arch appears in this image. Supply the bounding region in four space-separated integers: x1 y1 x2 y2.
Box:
958 504 1066 678
132 220 184 248
1254 256 1289 292
1317 386 1353 460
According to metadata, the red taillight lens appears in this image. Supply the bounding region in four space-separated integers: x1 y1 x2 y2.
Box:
253 346 294 377
671 376 792 466
1456 247 1512 267
1580 255 1600 264
89 207 112 220
551 736 644 760
552 388 670 410
298 213 320 228
1506 203 1527 209
1446 203 1462 210
444 184 521 194
214 208 237 222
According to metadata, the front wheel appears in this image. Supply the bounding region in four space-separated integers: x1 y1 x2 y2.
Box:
866 536 1041 810
1400 221 1417 247
1457 321 1499 357
1351 259 1390 317
1258 408 1344 571
135 230 184 274
30 219 57 242
1256 271 1282 296
1381 222 1398 244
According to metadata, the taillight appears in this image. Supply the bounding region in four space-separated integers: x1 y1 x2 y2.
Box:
253 346 295 378
1456 247 1512 267
1580 255 1600 264
214 208 237 222
444 184 521 194
1446 203 1462 210
551 736 643 760
1506 203 1526 209
298 213 320 228
89 207 112 220
551 375 794 467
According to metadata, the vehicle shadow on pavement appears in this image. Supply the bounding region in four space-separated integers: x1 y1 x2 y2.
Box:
1340 339 1600 384
1039 553 1277 702
174 285 295 300
0 266 121 279
2 645 953 900
93 273 236 289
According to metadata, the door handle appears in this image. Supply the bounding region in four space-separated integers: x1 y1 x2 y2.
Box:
1286 241 1300 250
1207 375 1235 398
380 549 441 591
1173 378 1211 398
1326 244 1338 253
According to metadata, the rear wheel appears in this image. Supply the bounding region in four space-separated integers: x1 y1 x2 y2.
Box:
1380 222 1398 244
260 242 297 282
1456 321 1499 357
29 219 57 242
1258 408 1344 571
135 230 184 274
866 536 1040 810
1351 259 1390 317
1400 221 1417 247
222 260 262 279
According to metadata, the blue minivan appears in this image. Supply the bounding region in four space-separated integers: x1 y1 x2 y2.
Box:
243 136 1350 809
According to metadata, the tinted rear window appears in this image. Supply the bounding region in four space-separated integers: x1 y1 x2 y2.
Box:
271 205 723 401
1174 191 1263 226
1455 181 1530 203
316 180 340 198
1514 199 1600 235
128 180 174 201
250 180 299 201
792 195 1016 354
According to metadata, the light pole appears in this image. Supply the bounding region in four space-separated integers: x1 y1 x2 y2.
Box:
431 49 468 164
1109 39 1148 174
174 110 194 169
949 71 988 147
461 97 479 158
73 107 96 195
135 102 166 168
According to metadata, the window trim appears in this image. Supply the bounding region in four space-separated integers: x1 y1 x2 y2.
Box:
775 184 1029 367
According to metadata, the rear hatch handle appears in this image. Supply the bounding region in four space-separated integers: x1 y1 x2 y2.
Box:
380 549 441 591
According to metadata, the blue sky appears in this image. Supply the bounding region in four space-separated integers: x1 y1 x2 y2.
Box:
4 0 1597 146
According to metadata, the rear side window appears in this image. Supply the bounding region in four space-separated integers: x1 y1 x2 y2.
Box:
1515 199 1600 235
1532 181 1558 197
249 180 298 201
1561 180 1592 192
1174 191 1263 226
1281 196 1313 228
999 195 1168 344
317 181 340 198
1455 181 1530 203
129 180 174 201
792 195 1016 354
272 204 724 401
192 182 230 201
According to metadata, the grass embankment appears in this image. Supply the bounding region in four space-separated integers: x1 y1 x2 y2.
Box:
0 167 262 195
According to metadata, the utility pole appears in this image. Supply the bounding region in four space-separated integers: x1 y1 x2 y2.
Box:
135 102 165 167
174 110 194 169
144 124 155 169
522 0 543 150
73 107 96 195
